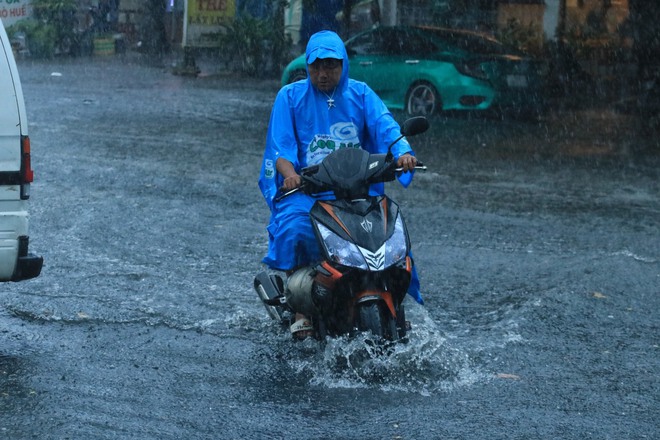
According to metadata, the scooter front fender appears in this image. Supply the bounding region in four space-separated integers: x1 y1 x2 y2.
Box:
355 290 397 319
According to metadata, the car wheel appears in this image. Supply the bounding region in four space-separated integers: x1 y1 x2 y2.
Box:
287 69 307 84
406 82 440 115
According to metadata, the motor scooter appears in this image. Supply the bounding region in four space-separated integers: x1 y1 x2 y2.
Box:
254 116 429 342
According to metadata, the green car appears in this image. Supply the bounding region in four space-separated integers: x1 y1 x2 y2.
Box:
282 26 546 116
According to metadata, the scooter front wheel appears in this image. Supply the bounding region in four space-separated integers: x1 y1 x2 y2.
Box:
357 302 387 340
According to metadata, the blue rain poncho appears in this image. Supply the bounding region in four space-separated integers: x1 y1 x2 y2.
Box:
258 31 423 304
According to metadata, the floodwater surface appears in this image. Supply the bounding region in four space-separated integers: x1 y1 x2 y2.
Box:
1 55 658 439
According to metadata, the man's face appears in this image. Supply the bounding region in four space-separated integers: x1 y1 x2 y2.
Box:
308 58 342 93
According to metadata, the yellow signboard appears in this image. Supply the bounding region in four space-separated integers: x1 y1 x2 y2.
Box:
188 0 235 25
185 0 236 47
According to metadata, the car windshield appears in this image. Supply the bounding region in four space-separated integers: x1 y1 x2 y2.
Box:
347 28 437 56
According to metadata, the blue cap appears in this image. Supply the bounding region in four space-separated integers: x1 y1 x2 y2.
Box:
306 46 343 65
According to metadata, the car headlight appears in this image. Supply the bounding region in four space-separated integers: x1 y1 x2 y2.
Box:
455 60 489 81
317 223 368 269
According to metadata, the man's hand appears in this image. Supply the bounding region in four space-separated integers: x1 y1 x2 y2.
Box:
276 158 302 191
281 174 302 191
397 153 417 172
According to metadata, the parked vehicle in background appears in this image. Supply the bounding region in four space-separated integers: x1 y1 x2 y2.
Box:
0 19 42 282
282 25 546 117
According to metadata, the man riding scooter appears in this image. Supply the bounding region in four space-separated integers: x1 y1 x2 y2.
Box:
258 30 422 339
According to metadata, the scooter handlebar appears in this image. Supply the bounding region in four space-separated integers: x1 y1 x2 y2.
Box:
274 162 426 202
395 162 426 173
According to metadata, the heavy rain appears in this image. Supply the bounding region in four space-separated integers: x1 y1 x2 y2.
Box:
1 1 658 439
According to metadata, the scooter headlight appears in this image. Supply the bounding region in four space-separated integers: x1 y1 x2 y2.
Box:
384 214 408 267
317 223 368 269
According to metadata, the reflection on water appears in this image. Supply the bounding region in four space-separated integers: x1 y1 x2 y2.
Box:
0 354 27 399
0 323 39 417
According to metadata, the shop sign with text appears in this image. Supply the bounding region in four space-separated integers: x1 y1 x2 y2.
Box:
0 0 31 27
184 0 236 47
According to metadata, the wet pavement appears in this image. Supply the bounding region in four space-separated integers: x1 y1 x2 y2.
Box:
1 54 658 439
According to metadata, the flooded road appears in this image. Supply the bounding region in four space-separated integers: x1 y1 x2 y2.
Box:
1 56 658 439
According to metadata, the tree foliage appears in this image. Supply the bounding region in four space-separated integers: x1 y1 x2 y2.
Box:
7 0 78 58
217 2 291 77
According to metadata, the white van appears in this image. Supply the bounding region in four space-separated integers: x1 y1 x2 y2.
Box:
0 19 42 281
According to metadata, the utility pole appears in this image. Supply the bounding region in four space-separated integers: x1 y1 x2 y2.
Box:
380 0 397 26
342 0 354 37
557 0 566 42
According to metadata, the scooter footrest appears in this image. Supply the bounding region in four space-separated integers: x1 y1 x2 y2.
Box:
263 295 287 306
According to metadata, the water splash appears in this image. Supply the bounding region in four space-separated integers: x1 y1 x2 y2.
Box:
285 303 485 395
612 250 657 264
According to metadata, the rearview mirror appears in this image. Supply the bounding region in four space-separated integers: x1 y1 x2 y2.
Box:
400 116 429 137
